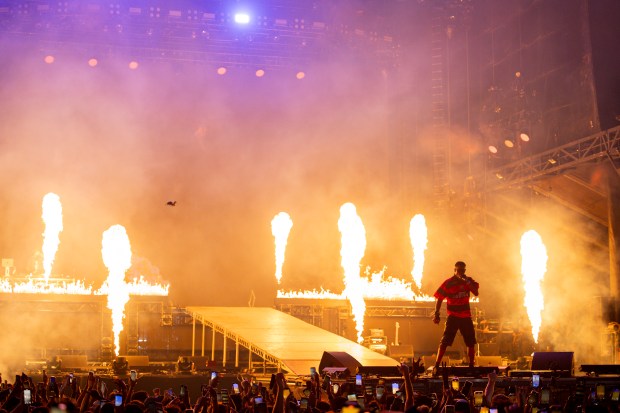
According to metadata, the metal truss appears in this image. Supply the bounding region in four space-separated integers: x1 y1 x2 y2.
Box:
487 125 620 191
0 1 399 70
365 305 436 318
0 296 104 313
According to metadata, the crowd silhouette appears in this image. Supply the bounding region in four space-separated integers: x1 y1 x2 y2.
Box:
0 359 617 413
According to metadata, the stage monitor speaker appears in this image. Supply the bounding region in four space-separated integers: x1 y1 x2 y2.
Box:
190 356 210 372
124 355 150 368
388 345 414 360
357 365 401 377
531 352 573 373
478 343 500 356
58 355 88 370
476 356 502 367
444 365 507 377
318 352 362 376
580 364 620 376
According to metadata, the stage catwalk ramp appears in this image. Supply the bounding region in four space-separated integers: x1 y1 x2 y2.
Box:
186 306 399 376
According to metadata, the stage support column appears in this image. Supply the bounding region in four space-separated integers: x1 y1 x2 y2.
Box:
235 335 239 368
608 159 620 321
192 316 196 356
223 329 227 367
211 328 216 361
201 323 205 356
248 351 252 371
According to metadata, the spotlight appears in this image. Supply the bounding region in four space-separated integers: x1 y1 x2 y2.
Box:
234 13 250 24
519 132 530 142
296 71 305 80
488 145 498 154
217 67 227 75
495 172 504 179
255 69 265 77
128 61 139 70
504 139 514 148
88 58 98 67
547 158 557 165
44 55 55 64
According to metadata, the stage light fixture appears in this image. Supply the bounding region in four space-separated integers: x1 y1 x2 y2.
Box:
44 55 55 64
88 58 98 67
488 145 498 154
296 71 305 80
47 355 62 373
519 132 530 142
177 356 192 373
234 13 250 24
256 69 265 77
217 67 227 75
112 356 129 375
504 139 514 148
129 61 139 70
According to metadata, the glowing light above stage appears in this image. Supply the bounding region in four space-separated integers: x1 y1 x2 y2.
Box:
520 230 547 343
101 225 132 356
234 12 250 24
41 193 63 282
271 212 293 285
338 202 367 343
409 214 427 290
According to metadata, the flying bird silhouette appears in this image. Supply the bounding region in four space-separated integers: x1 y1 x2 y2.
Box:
166 201 177 206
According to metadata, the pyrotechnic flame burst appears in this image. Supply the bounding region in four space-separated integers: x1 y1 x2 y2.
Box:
41 193 63 282
102 225 132 356
409 214 427 290
520 230 547 343
271 212 293 285
338 202 367 343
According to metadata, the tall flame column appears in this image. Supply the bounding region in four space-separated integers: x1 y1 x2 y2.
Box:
338 203 367 343
271 212 293 285
41 193 63 282
520 230 547 343
409 214 428 290
102 225 132 356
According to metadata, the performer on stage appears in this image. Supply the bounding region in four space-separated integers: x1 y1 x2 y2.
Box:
432 261 479 372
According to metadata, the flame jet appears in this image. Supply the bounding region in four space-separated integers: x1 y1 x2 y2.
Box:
338 202 367 343
41 193 63 282
271 212 293 285
101 225 132 356
520 230 548 343
409 214 428 290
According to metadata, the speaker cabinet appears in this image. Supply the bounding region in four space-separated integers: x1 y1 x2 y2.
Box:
531 352 574 373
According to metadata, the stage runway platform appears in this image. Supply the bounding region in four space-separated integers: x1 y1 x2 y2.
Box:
185 306 400 376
